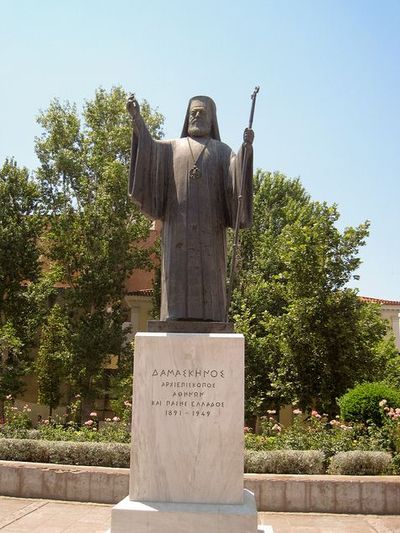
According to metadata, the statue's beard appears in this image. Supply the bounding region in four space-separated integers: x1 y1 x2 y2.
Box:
188 123 210 138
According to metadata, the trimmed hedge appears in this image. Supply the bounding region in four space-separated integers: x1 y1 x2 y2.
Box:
328 451 393 475
0 438 130 468
0 439 397 475
244 449 325 474
338 382 400 426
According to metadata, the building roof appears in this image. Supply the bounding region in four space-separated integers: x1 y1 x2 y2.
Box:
360 296 400 306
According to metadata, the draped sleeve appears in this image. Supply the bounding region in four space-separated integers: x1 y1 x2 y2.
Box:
225 143 253 229
128 117 172 220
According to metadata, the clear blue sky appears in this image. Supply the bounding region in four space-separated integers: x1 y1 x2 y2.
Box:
1 0 399 299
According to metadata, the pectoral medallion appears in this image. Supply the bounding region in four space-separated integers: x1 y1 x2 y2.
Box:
187 137 210 180
189 165 201 179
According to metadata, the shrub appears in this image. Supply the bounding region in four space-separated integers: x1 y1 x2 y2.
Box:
244 449 325 474
276 413 358 458
338 382 400 426
328 451 392 475
392 454 400 474
0 398 32 438
48 441 130 467
244 433 277 451
35 420 131 443
0 438 130 467
0 438 50 462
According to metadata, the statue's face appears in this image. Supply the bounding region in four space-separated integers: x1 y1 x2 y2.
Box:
188 102 212 137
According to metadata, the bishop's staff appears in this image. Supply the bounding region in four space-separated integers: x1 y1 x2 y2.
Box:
226 86 260 322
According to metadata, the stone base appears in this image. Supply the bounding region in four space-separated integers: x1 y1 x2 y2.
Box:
110 489 270 532
147 320 234 333
130 333 244 504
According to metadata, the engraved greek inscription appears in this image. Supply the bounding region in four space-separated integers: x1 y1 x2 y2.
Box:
151 366 227 419
191 401 224 408
152 368 225 379
166 400 188 407
172 391 205 398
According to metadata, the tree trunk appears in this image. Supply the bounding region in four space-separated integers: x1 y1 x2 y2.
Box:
81 396 94 424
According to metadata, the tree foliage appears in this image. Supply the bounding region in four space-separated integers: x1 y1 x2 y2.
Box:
0 159 43 407
231 170 396 417
35 304 72 414
35 87 164 410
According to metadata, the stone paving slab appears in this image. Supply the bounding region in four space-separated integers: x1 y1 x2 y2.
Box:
259 511 400 532
1 497 400 532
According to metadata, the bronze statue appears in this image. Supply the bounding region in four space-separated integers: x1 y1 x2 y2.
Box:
127 94 254 323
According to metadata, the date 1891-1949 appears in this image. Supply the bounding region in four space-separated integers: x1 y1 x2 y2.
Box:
165 410 211 417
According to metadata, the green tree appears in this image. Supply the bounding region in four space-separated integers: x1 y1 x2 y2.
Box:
231 170 396 418
0 159 43 416
35 304 72 415
35 87 164 415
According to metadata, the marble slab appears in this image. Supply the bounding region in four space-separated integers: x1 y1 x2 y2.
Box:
129 333 245 505
111 489 261 533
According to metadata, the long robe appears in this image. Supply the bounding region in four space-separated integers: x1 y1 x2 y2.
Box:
128 118 253 322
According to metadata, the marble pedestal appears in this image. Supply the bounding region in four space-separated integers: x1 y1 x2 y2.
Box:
110 332 270 532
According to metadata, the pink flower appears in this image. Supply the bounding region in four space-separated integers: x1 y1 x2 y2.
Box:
293 408 302 415
105 417 111 422
379 399 387 407
272 424 281 432
112 416 120 422
243 426 251 433
89 412 97 418
267 409 276 415
5 395 12 400
84 419 94 426
311 410 321 419
124 400 132 407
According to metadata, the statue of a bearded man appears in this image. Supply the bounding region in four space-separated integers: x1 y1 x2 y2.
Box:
127 95 254 323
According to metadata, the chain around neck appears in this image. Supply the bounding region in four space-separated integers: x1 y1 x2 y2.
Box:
187 137 210 168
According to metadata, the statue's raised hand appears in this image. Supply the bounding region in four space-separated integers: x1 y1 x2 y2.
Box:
126 93 140 120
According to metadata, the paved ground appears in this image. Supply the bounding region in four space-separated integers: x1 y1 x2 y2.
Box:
259 511 400 532
0 497 399 532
